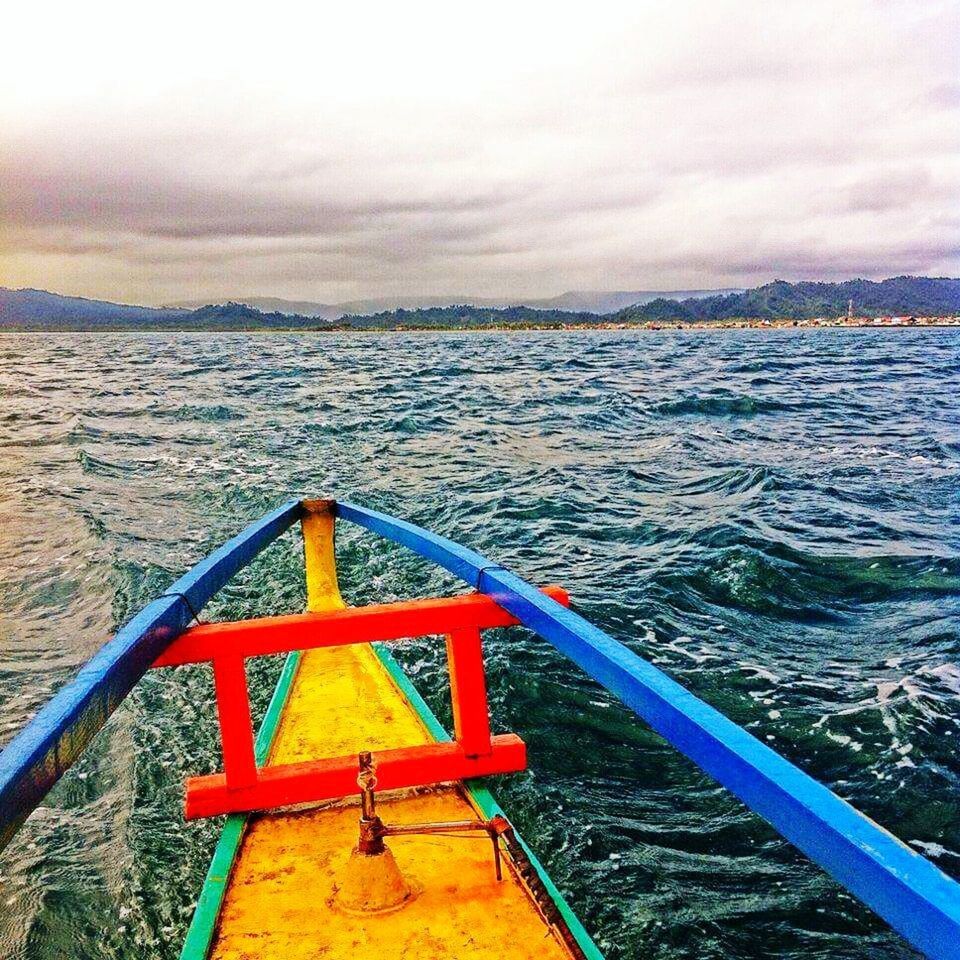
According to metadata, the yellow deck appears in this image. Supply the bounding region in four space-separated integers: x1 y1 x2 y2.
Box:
209 644 576 959
206 502 578 958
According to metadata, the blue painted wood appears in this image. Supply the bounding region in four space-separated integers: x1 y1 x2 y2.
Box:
335 500 960 960
335 500 503 587
0 500 302 851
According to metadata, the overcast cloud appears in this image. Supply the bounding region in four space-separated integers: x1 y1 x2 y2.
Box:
1 0 958 304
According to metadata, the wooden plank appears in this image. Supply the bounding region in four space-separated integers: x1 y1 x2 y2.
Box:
153 586 569 667
445 628 492 757
212 657 258 788
184 734 526 818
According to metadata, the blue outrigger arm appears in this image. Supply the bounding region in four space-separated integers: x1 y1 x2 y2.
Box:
1 498 959 960
0 501 302 851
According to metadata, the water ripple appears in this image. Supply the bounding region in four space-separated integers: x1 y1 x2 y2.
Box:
0 329 958 960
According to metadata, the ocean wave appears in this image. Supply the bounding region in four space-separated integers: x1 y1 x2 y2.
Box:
2 329 958 960
651 393 793 417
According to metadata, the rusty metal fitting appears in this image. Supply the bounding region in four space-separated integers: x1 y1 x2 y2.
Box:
357 813 387 856
353 750 511 880
357 750 379 821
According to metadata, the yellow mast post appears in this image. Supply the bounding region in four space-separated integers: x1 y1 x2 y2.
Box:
301 499 345 612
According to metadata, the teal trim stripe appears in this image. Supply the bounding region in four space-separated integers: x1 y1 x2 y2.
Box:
372 644 450 744
180 651 303 960
372 643 603 960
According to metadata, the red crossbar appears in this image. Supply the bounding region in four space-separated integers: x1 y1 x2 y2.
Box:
186 736 526 819
153 587 570 818
153 586 569 667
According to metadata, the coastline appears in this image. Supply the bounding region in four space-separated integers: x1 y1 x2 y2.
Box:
2 317 960 334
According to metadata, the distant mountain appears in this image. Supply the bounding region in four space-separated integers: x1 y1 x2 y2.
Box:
0 287 183 328
614 277 960 323
525 289 743 313
3 277 957 331
170 288 741 319
170 295 488 320
169 296 340 319
0 289 314 331
181 302 319 329
340 305 601 329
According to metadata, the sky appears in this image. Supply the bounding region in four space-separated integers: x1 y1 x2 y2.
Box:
1 0 958 306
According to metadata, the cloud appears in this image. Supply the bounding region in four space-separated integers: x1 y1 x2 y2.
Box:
0 0 958 303
842 168 945 214
925 82 960 109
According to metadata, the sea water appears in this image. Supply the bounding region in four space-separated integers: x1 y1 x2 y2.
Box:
1 329 958 959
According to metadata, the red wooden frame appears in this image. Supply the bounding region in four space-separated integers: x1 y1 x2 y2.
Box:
152 586 569 818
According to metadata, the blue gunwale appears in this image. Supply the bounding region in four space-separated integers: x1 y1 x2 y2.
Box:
0 499 302 851
335 499 960 960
